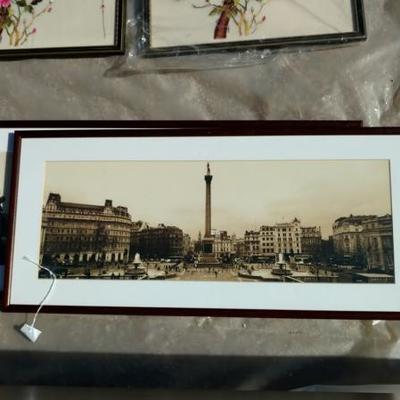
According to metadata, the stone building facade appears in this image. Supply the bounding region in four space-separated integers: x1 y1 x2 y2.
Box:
259 225 275 258
244 219 321 260
183 233 192 255
244 225 275 261
361 215 394 273
212 230 234 260
274 218 302 255
301 226 322 256
332 214 394 271
233 238 245 258
131 224 184 260
332 215 372 260
40 193 132 266
244 230 260 259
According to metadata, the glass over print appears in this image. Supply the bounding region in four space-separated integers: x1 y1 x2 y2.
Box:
3 129 400 317
145 0 365 55
0 0 124 57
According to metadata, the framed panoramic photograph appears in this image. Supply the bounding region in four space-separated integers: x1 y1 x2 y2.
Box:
143 0 366 57
3 127 400 318
0 0 125 58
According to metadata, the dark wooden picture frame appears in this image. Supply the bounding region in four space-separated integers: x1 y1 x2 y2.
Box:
0 0 126 59
142 0 366 57
2 124 400 320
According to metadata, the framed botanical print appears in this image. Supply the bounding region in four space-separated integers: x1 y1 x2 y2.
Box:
143 0 366 57
0 0 125 58
2 125 400 319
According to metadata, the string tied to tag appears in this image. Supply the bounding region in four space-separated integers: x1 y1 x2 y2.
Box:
20 256 57 343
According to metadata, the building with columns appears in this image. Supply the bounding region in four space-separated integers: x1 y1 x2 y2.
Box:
332 214 394 271
361 215 394 273
332 214 376 263
40 193 132 266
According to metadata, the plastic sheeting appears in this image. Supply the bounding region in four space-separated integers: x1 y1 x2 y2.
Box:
0 1 397 124
0 0 400 391
113 0 365 71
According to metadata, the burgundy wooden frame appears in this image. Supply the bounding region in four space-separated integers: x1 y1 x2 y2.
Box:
3 122 400 320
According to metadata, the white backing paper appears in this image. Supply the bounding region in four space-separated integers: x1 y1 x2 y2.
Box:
150 0 355 48
0 0 117 51
6 134 400 313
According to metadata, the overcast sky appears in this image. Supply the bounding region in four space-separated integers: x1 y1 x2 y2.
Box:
43 160 392 239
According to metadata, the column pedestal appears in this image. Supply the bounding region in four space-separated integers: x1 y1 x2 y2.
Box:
198 237 219 267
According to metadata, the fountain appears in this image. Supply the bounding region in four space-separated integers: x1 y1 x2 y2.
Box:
125 253 147 279
133 253 142 269
272 253 293 276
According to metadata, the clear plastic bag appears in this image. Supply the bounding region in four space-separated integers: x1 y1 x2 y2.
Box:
107 0 366 75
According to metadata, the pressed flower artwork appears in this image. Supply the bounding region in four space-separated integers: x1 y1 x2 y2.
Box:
0 0 124 58
194 0 269 40
0 0 55 47
146 0 366 55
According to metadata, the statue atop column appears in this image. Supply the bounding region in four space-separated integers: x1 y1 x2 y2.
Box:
198 163 219 267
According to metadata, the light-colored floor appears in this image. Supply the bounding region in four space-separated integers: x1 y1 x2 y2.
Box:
0 0 400 389
0 2 398 124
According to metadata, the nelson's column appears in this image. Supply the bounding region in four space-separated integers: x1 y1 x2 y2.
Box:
199 163 218 265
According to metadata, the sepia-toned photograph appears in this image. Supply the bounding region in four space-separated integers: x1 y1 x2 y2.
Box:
39 159 395 284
